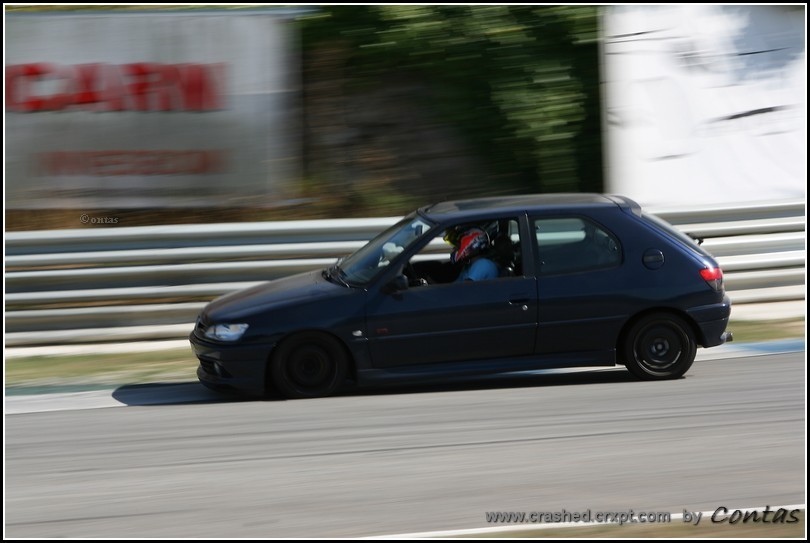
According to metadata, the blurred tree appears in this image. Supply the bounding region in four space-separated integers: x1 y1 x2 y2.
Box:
300 5 603 198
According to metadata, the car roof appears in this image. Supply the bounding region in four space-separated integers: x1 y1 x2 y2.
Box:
419 193 637 222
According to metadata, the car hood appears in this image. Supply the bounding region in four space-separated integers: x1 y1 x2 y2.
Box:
202 269 345 322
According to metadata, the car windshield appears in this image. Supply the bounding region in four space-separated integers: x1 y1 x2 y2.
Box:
333 215 434 285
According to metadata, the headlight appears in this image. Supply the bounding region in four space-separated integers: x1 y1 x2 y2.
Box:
204 323 249 342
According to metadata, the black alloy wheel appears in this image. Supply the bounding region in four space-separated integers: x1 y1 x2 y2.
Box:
270 332 349 399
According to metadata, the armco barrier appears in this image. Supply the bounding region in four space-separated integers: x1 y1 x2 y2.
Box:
4 200 805 346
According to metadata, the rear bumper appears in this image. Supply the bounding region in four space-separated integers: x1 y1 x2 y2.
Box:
688 294 733 348
697 318 733 348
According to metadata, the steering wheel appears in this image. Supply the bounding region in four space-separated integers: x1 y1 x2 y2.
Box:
404 261 429 286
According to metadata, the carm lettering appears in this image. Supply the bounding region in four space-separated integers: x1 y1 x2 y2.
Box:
5 63 225 112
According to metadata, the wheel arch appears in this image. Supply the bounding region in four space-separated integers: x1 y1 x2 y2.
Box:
616 307 702 364
265 328 358 394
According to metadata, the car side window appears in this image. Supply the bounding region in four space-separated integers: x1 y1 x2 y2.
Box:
533 217 620 275
404 218 523 285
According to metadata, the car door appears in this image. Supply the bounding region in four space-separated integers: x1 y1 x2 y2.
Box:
531 214 628 355
365 217 538 368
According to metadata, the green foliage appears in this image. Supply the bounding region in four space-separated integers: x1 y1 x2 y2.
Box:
299 5 603 195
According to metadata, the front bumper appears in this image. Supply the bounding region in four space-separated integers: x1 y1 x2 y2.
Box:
189 332 275 396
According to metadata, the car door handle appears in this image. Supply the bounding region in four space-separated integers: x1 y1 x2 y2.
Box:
508 298 531 305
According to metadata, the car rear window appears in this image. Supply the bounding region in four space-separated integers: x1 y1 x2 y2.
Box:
533 217 621 275
642 213 713 258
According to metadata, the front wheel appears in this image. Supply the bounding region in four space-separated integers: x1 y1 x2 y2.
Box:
621 314 697 380
270 333 348 399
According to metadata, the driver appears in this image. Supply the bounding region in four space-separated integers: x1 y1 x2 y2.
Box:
450 228 499 282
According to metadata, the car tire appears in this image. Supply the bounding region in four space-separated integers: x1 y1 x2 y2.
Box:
270 332 348 399
622 313 697 380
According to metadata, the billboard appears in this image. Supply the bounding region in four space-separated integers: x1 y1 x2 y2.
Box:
5 10 300 208
602 5 806 206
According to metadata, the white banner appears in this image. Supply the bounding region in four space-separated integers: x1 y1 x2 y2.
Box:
602 5 806 206
5 11 300 208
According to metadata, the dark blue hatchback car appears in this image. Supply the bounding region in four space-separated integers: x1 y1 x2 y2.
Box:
190 194 732 398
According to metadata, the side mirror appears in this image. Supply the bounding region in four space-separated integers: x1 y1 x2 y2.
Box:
385 274 409 293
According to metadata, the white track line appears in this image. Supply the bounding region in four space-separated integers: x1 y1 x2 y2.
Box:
5 390 126 414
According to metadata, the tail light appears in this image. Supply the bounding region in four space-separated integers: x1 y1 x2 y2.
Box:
700 267 724 291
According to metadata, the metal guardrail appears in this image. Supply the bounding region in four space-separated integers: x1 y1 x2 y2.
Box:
4 200 806 346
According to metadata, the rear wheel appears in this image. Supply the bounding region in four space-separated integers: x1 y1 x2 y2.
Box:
270 332 348 399
622 313 697 380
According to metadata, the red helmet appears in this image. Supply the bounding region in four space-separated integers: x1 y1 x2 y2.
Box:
451 228 489 264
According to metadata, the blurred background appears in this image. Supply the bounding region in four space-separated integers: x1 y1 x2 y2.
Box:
7 5 803 230
5 8 805 539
